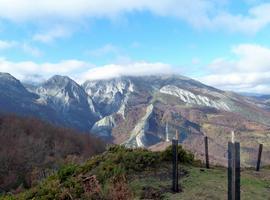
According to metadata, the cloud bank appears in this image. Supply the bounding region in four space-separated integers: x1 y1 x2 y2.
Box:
80 62 173 82
0 0 270 33
1 47 270 94
0 58 173 83
200 44 270 94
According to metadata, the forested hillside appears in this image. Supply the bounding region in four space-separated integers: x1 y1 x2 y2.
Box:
0 115 105 193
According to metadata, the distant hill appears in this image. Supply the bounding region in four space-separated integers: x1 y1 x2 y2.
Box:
0 114 105 192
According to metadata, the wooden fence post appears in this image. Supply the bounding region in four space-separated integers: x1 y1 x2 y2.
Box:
228 141 241 200
205 136 210 169
172 139 179 192
235 142 241 200
256 144 263 172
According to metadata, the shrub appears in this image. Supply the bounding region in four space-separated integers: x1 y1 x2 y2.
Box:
62 177 84 198
57 164 78 183
0 195 16 200
106 175 133 200
122 149 161 171
81 175 102 200
2 145 197 199
161 145 195 164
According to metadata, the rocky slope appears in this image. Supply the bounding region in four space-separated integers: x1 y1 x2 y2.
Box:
35 75 99 130
1 73 270 166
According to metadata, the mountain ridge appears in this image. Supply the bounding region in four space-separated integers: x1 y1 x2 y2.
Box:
1 72 270 166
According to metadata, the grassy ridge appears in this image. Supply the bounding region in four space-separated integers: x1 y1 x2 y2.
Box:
0 145 194 199
1 145 269 200
130 166 270 200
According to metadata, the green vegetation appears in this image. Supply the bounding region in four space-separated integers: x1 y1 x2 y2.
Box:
1 145 269 200
0 145 194 200
130 166 270 200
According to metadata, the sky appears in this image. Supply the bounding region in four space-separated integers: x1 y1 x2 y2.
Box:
1 0 270 93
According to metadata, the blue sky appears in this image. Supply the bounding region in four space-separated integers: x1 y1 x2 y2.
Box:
1 0 270 93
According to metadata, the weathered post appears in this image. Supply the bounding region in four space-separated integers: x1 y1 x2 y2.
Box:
235 142 241 200
256 144 263 172
228 131 241 200
228 142 233 199
172 130 179 193
205 136 210 169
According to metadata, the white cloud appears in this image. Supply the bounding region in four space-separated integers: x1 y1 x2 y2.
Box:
210 4 270 34
21 43 43 57
0 58 173 83
33 26 71 43
0 0 209 21
200 44 270 93
0 40 43 57
0 58 91 82
80 62 173 81
87 44 120 57
86 44 133 64
0 0 269 33
0 40 16 50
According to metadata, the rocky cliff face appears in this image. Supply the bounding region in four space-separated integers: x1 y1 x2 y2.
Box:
1 73 270 166
35 75 99 130
83 78 134 117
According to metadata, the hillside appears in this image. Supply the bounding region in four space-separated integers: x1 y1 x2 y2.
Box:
1 73 270 166
1 146 269 200
0 115 105 193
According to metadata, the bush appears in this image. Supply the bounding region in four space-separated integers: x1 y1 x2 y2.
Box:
0 195 16 200
108 146 161 171
161 145 195 164
82 145 162 184
2 145 197 199
106 175 133 200
57 164 78 183
122 149 160 171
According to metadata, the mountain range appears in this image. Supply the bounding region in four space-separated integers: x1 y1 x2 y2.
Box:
0 72 270 166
